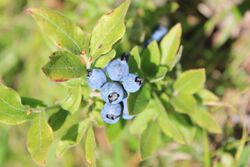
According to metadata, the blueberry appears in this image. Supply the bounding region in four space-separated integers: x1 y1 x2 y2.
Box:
87 68 107 90
105 54 129 81
121 98 134 120
122 74 143 93
101 82 125 104
101 103 121 124
151 25 167 42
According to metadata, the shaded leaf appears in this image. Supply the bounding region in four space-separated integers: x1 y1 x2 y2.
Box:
57 120 89 156
141 41 161 76
42 51 85 82
94 49 116 68
191 106 221 134
85 126 96 167
29 8 86 54
149 66 168 83
21 97 47 108
171 93 196 114
128 84 151 115
129 46 141 73
48 108 69 131
174 69 206 95
140 120 159 160
27 113 53 165
61 86 82 114
0 84 34 125
160 23 182 70
90 0 130 58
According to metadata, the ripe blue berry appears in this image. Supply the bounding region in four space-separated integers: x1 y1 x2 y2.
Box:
101 103 121 124
87 69 107 90
151 25 167 42
122 73 143 93
105 55 129 81
101 82 125 104
121 98 134 120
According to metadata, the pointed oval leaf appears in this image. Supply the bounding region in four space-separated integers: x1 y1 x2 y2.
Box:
171 93 196 114
61 86 82 114
57 120 90 156
28 8 86 54
0 84 34 125
191 106 221 134
140 120 159 160
94 49 116 68
90 0 131 58
141 41 161 76
42 51 85 82
128 84 151 115
85 126 96 167
160 23 182 70
129 46 141 73
174 69 206 95
27 113 53 165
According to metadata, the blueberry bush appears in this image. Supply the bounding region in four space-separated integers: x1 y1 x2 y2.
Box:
0 0 250 167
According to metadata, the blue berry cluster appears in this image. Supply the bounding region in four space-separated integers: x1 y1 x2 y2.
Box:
87 54 143 124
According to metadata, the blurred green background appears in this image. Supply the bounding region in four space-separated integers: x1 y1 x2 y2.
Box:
0 0 250 166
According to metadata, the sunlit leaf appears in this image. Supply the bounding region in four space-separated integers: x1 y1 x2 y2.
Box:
90 0 130 58
149 66 168 83
171 93 196 114
174 69 205 95
85 126 96 167
94 49 116 68
28 8 87 54
61 86 82 114
27 113 53 165
0 84 34 125
141 41 161 76
140 120 159 160
160 23 182 70
42 51 85 82
191 106 221 134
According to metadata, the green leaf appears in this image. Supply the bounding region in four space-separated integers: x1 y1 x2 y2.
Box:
129 46 141 73
152 94 186 144
61 86 82 114
0 84 34 125
171 45 183 69
191 106 221 134
21 97 47 108
85 126 96 167
239 144 250 167
48 108 69 131
42 51 85 82
94 49 116 68
141 41 161 76
129 100 158 135
160 23 182 70
149 66 168 83
128 84 151 115
140 120 159 160
57 120 89 156
198 89 219 103
168 112 196 144
171 93 196 114
90 0 131 58
174 69 206 95
28 8 86 54
27 113 53 165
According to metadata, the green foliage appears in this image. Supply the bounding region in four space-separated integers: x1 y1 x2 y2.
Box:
27 113 53 165
0 0 231 166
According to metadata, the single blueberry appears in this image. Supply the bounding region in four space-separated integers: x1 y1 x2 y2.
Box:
151 25 168 42
121 98 134 120
122 73 143 93
101 103 121 124
101 82 125 104
105 55 129 81
87 68 107 90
